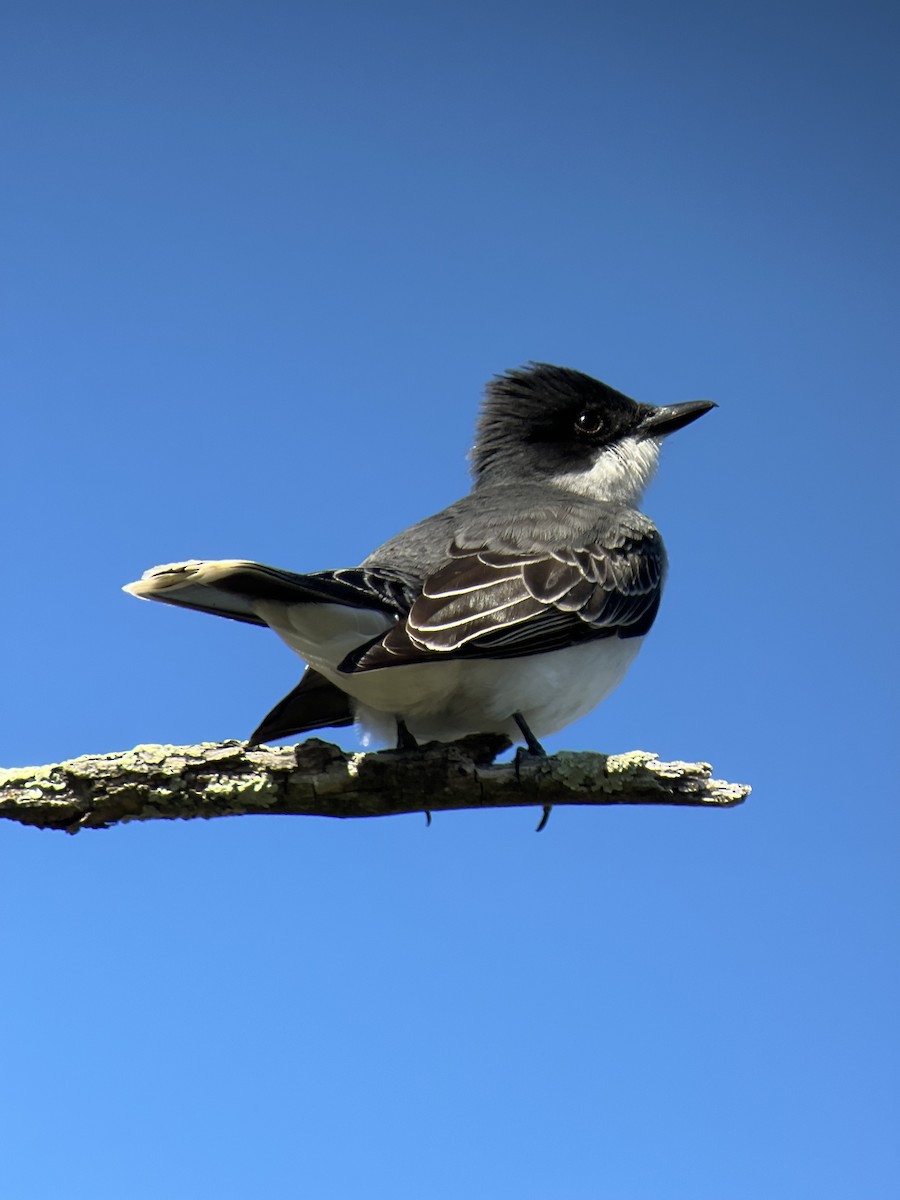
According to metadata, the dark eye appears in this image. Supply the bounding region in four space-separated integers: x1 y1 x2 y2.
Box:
574 409 604 436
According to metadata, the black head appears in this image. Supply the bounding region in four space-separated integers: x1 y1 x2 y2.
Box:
471 363 715 502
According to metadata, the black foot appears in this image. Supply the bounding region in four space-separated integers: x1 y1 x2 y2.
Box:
396 720 419 751
512 713 552 831
395 720 431 824
513 712 547 757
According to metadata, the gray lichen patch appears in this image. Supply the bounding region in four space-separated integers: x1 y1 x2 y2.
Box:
1 763 66 790
606 750 657 774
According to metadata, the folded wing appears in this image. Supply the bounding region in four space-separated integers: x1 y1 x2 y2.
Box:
343 528 666 672
247 666 354 744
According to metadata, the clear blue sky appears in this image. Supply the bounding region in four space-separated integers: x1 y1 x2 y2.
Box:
2 2 897 1196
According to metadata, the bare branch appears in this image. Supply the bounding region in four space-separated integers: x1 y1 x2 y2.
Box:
0 736 749 833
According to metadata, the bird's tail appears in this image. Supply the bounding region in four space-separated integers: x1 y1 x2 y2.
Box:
124 559 420 624
123 559 379 625
124 560 358 743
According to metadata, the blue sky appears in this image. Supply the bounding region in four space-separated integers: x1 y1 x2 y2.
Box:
2 2 898 1196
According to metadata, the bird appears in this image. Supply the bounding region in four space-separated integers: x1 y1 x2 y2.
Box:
125 363 714 827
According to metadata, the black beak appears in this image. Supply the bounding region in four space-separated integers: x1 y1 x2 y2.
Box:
639 399 717 438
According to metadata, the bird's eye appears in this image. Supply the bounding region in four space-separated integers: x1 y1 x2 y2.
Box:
575 409 604 436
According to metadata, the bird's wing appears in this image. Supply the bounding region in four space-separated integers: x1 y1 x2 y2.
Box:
248 667 354 744
124 559 422 624
342 526 666 672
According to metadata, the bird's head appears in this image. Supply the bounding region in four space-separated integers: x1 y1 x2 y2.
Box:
470 362 715 506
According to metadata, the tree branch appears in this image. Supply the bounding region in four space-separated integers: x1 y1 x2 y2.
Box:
0 736 749 833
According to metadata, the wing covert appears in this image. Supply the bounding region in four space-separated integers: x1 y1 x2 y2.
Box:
342 526 666 672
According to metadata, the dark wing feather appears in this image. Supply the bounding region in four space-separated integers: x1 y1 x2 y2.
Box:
342 527 666 672
248 668 354 745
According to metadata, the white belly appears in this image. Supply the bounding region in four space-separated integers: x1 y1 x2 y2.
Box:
253 598 643 746
351 636 643 744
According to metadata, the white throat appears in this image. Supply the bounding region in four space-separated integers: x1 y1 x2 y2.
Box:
552 435 661 506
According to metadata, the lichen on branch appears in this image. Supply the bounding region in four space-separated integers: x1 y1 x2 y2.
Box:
0 736 749 833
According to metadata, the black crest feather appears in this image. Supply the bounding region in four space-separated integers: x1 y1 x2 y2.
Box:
471 363 643 482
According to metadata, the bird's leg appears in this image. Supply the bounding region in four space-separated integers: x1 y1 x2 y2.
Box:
513 712 547 757
512 712 552 832
395 719 431 827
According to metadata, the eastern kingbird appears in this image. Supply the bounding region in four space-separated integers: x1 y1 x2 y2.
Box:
126 364 713 791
